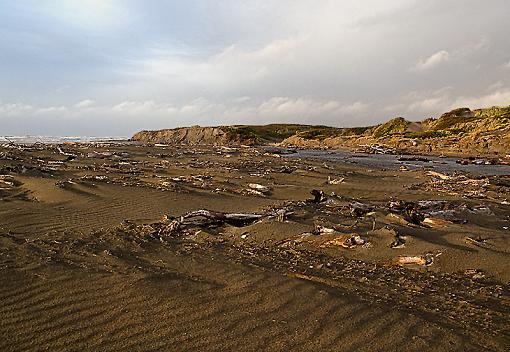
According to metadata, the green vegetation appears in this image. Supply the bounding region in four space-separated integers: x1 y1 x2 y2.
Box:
223 123 372 143
430 108 479 131
405 130 449 139
225 126 259 142
297 127 339 140
429 106 510 132
342 126 372 136
224 124 310 143
133 105 510 147
299 126 372 140
372 117 411 138
473 106 510 129
475 106 510 119
224 124 337 143
219 105 510 144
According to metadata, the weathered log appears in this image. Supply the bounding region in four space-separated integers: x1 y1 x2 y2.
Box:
181 209 264 226
57 146 77 161
164 208 294 234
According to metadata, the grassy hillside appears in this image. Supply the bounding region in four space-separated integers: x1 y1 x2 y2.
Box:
132 105 510 155
223 124 369 143
224 106 510 143
372 117 411 138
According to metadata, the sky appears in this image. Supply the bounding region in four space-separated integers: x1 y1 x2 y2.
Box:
1 0 509 136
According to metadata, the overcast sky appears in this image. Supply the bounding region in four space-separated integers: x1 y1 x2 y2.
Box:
1 0 509 136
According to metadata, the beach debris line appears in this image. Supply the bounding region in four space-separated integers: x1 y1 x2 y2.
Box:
422 171 509 201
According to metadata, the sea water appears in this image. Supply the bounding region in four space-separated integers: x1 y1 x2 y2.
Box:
0 135 127 144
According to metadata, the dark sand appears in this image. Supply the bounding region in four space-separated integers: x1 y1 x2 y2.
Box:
0 143 509 351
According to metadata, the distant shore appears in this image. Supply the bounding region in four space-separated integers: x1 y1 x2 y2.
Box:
131 106 510 159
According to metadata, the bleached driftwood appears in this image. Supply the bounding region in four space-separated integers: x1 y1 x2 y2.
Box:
165 208 293 233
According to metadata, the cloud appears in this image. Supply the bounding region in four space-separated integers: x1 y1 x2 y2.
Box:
0 102 34 116
1 1 510 135
0 101 69 117
384 84 510 119
74 99 96 108
34 106 68 115
452 89 510 109
108 97 369 124
502 60 510 69
0 96 371 134
408 96 449 112
126 36 305 93
111 100 178 115
38 0 129 31
413 50 450 71
1 86 508 136
256 97 368 118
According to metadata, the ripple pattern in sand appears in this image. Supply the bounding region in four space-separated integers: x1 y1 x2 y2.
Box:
0 258 480 352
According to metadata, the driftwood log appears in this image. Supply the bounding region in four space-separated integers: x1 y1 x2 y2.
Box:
180 210 264 226
57 147 77 161
165 208 294 233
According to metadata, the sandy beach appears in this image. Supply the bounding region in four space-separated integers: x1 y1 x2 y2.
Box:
0 142 509 351
2 1 510 350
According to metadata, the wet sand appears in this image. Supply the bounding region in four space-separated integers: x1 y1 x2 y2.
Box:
0 142 509 351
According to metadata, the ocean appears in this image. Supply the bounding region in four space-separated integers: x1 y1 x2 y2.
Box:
0 136 127 144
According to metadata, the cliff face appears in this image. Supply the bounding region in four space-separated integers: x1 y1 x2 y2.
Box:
130 124 335 146
131 126 232 145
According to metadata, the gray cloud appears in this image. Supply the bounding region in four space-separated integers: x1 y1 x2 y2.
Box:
413 51 450 71
1 0 509 136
